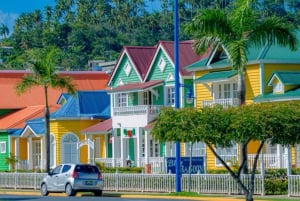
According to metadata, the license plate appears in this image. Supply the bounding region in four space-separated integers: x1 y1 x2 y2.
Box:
85 180 94 185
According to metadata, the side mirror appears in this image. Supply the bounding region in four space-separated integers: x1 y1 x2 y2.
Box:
48 170 53 176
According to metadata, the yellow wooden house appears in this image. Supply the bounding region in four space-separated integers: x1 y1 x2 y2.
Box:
185 43 300 171
11 91 111 171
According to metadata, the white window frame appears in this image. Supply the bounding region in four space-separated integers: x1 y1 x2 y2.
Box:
115 93 128 107
32 140 41 169
61 133 79 164
213 81 238 99
186 142 206 157
158 58 166 72
215 144 238 166
165 86 175 107
124 62 132 76
0 141 6 153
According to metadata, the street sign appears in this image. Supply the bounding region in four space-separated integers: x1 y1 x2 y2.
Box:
166 156 205 174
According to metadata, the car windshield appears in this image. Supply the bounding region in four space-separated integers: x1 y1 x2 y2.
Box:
75 165 99 173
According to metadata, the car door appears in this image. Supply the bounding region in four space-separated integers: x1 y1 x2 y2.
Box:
56 164 72 191
47 165 62 191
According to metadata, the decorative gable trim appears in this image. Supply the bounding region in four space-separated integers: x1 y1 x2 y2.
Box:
124 62 132 76
158 58 166 72
118 78 124 86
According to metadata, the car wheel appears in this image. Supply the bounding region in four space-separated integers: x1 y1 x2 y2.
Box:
65 183 76 196
40 183 49 196
94 190 103 196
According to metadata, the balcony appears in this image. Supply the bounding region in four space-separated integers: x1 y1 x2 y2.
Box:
202 98 239 107
112 105 163 127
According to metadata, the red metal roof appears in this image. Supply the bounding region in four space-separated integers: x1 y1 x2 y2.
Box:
82 118 112 134
0 70 109 109
108 80 163 93
0 105 59 129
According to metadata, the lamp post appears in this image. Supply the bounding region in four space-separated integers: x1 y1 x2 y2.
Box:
174 0 181 193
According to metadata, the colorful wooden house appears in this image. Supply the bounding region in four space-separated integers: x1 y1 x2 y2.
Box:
0 70 110 171
13 91 110 171
185 42 300 170
104 40 208 171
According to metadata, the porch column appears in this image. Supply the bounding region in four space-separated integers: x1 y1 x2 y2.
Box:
145 131 149 165
27 136 33 170
14 138 19 171
112 129 116 167
40 136 46 171
120 129 125 167
136 127 141 167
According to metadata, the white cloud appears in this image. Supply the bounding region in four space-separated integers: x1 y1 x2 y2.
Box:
0 10 19 34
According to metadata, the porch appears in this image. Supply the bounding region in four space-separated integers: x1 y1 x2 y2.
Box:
202 98 239 107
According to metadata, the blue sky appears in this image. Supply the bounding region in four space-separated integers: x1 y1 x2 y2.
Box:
0 0 55 33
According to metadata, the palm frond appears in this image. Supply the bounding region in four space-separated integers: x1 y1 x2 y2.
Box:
15 75 39 95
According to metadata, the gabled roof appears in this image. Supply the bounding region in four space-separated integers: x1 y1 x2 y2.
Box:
253 88 300 102
51 91 110 119
145 40 210 78
107 46 156 86
82 118 112 134
195 70 237 83
107 80 164 93
267 71 300 86
185 33 300 72
0 70 109 109
0 105 59 129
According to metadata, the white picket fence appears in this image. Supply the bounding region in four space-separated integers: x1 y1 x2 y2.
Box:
0 173 299 197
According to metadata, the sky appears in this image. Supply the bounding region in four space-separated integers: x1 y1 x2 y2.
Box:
0 0 55 33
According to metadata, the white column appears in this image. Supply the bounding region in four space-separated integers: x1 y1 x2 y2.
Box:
120 128 124 167
27 137 33 170
14 138 20 171
145 131 149 164
136 128 141 167
112 130 116 167
40 136 45 171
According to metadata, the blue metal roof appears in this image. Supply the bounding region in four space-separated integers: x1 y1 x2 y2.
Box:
21 91 111 136
51 91 111 119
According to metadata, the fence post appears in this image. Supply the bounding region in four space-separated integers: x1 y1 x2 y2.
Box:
141 170 144 192
14 173 17 190
115 169 119 192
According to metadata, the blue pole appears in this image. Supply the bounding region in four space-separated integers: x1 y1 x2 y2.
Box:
174 0 181 192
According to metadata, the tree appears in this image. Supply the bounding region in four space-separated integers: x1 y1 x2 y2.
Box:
184 0 298 174
151 102 300 201
15 47 77 172
0 24 9 40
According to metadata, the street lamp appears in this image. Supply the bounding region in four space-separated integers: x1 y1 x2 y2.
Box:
174 0 181 193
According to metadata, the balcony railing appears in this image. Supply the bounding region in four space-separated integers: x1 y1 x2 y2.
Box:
202 98 239 107
113 105 163 116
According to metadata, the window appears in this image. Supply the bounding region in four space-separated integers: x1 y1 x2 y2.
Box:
124 62 132 76
61 134 79 164
32 141 41 169
215 143 237 166
214 82 237 99
50 135 55 168
273 83 284 93
142 91 152 105
166 87 175 106
158 58 166 72
0 141 6 153
62 164 72 173
186 142 205 156
115 93 127 107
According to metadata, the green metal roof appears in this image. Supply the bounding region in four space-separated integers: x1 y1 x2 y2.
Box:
195 70 237 83
253 88 300 102
267 71 300 86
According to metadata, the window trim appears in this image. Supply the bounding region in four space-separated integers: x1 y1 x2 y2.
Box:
0 141 6 154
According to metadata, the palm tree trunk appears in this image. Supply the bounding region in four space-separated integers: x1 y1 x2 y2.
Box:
237 72 248 174
44 85 51 173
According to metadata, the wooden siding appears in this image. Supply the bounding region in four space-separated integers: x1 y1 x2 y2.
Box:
0 132 9 171
111 56 140 87
245 64 260 104
50 119 101 165
195 70 213 108
147 50 174 82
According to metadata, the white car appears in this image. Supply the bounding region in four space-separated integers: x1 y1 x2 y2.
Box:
40 163 104 196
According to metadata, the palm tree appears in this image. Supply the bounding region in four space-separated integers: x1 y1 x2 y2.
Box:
0 24 9 39
185 0 298 175
16 47 76 172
